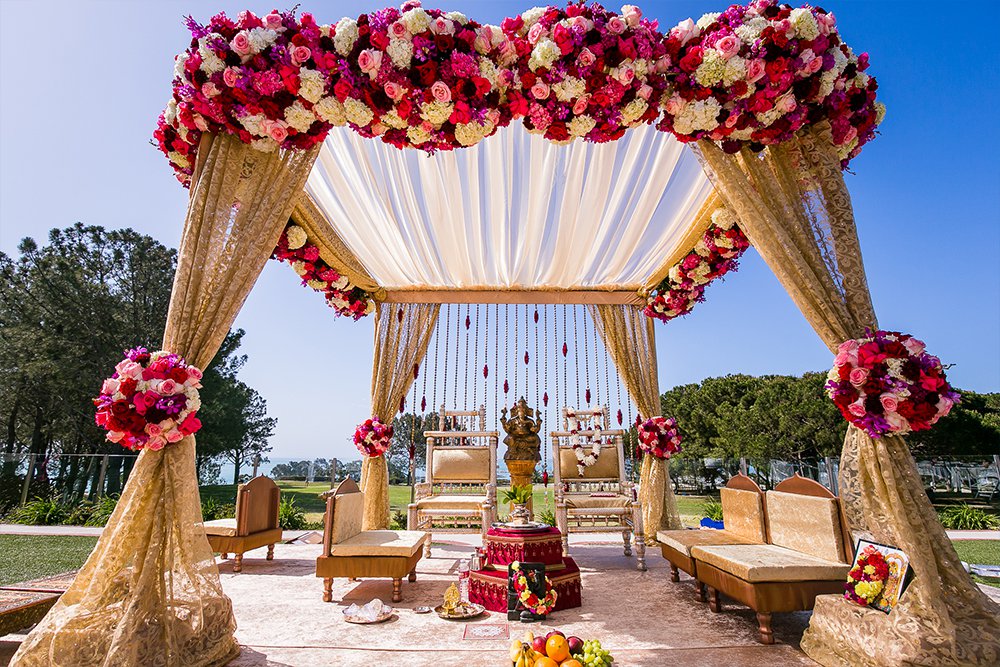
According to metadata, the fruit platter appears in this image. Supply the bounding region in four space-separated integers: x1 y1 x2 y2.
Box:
510 629 615 667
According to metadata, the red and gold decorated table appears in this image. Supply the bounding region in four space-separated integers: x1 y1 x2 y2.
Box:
469 525 581 613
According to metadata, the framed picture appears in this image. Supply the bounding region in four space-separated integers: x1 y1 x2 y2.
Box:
851 539 912 613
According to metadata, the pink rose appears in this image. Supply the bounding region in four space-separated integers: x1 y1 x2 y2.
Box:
670 18 697 46
107 431 125 443
838 339 859 353
193 115 209 132
474 26 493 52
147 435 167 451
231 32 252 56
530 81 550 99
101 378 120 395
746 59 766 82
847 401 867 417
903 338 926 356
572 16 591 31
187 366 203 381
806 57 823 75
937 396 954 416
268 121 289 143
390 21 409 39
716 35 741 60
264 12 283 31
165 429 185 443
384 81 405 101
160 379 178 395
776 19 792 35
621 4 642 27
572 95 590 114
430 80 452 102
818 13 836 35
201 82 220 97
527 23 546 44
223 67 241 88
616 66 635 85
486 108 501 125
637 84 653 100
358 49 382 77
146 423 163 437
848 368 869 387
431 17 454 35
775 94 797 113
291 45 312 65
607 16 627 34
577 48 596 68
664 95 684 114
834 351 850 366
880 394 899 413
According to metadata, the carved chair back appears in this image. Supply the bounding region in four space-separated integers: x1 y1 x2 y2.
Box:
235 475 280 536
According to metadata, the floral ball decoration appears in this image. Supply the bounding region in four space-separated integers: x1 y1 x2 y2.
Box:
657 0 885 166
272 224 374 319
636 416 683 459
826 330 959 439
155 9 340 185
844 544 889 606
330 2 517 152
502 2 668 143
644 207 750 323
94 348 204 451
354 417 394 457
510 561 558 615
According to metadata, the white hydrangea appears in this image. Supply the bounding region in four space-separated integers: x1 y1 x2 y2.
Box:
875 102 887 125
672 98 721 135
344 97 374 126
521 6 547 29
691 262 711 282
381 108 408 129
735 16 767 43
247 27 278 53
694 49 726 87
407 125 432 145
528 39 561 71
729 127 754 141
620 99 648 126
284 101 315 133
455 121 490 146
668 265 681 283
285 225 308 250
168 152 190 169
164 99 178 125
314 96 346 126
330 274 349 290
817 69 839 99
240 113 266 136
291 261 307 276
334 18 359 56
173 53 189 80
478 60 499 87
552 76 586 102
696 12 720 30
694 238 711 257
387 38 414 68
790 8 820 40
756 106 785 126
711 207 738 230
294 69 324 104
198 35 226 74
420 100 454 126
306 279 326 290
446 11 468 23
722 55 747 87
567 115 596 137
631 58 649 78
836 137 858 162
251 137 278 152
402 7 431 33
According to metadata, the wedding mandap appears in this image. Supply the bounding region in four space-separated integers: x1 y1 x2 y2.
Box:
10 2 999 666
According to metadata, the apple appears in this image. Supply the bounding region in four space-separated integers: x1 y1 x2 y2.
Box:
567 636 584 655
546 630 565 640
532 636 547 654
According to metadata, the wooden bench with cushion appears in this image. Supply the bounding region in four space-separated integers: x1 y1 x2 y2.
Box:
204 475 283 573
656 473 766 601
317 478 430 603
689 475 852 644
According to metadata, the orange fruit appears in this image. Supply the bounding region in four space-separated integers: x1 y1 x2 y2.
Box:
560 661 583 667
533 658 559 667
546 635 570 662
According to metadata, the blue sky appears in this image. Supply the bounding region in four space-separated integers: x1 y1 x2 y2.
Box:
1 1 997 461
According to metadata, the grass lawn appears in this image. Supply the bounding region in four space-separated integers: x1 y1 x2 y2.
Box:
0 535 98 586
952 539 1000 589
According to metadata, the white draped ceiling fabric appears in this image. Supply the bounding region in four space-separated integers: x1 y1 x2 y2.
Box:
307 123 712 294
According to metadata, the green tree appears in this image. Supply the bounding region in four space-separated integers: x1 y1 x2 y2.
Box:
387 412 439 484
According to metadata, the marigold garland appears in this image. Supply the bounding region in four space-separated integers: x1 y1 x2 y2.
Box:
510 561 558 615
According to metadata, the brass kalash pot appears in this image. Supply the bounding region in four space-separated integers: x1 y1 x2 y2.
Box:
499 397 541 519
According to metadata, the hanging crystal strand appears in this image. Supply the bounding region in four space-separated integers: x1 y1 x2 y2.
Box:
472 304 480 411
442 303 451 416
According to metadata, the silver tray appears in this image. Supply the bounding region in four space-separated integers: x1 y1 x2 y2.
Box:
435 602 486 620
491 521 550 533
343 605 394 624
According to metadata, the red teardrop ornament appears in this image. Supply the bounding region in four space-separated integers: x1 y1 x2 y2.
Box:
397 308 403 322
503 379 509 394
585 388 591 404
412 363 419 379
533 310 539 324
421 396 427 412
562 342 568 357
465 315 471 330
399 396 406 411
524 351 529 365
542 471 549 487
543 392 549 406
408 444 415 460
483 364 489 379
616 409 623 425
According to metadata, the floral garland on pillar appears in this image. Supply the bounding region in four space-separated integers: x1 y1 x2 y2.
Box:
353 417 394 457
272 224 375 319
93 348 204 451
636 415 683 459
656 0 885 166
826 330 959 438
643 207 750 323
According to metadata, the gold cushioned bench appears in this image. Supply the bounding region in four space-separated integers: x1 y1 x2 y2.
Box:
656 473 766 600
690 475 852 644
317 478 430 603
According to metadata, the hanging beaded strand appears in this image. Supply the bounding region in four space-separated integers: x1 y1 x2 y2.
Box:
513 304 519 401
526 304 532 405
472 304 480 411
582 309 591 406
542 304 550 499
562 304 569 423
431 305 441 428
593 311 603 409
572 306 581 408
503 304 510 403
453 302 462 413
463 304 470 413
442 303 451 416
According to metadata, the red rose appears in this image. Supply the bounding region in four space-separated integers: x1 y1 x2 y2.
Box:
471 76 492 97
434 34 455 51
396 97 414 119
521 71 536 88
546 121 569 142
416 62 437 86
333 79 353 102
679 46 703 73
370 30 390 50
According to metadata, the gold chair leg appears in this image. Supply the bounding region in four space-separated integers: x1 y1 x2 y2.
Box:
392 578 402 602
266 544 275 560
233 553 243 573
756 612 774 644
322 578 333 603
408 569 417 583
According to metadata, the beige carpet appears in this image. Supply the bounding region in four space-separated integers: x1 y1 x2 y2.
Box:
221 539 817 667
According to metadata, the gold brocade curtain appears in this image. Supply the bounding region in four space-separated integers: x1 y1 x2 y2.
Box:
361 302 440 529
587 304 682 542
13 133 320 667
693 124 1000 667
